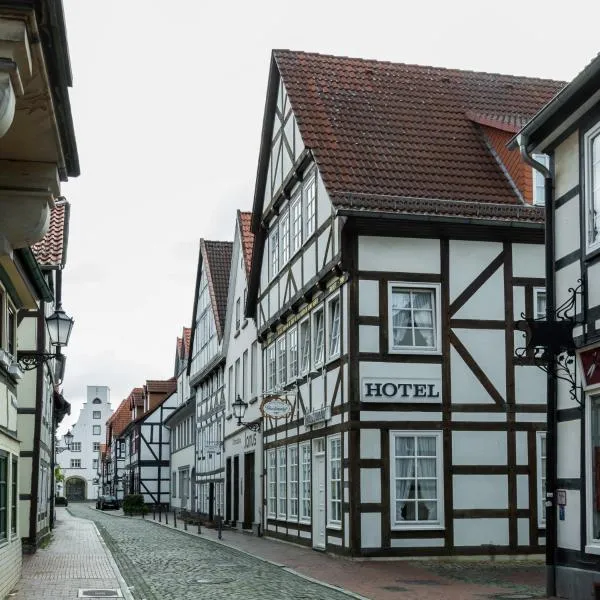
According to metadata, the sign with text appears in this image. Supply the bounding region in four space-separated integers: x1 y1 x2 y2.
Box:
304 406 330 427
260 395 293 420
361 378 442 402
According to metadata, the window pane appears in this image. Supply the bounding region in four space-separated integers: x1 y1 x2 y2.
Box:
592 397 600 540
395 436 415 456
417 437 436 456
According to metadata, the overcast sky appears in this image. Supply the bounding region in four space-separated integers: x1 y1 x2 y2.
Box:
57 0 600 431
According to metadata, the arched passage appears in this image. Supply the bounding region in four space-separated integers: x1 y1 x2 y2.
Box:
65 476 87 501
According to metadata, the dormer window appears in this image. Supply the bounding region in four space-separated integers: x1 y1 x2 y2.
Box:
585 123 600 251
532 154 549 206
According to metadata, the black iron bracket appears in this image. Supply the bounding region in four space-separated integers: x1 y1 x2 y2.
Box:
17 350 57 371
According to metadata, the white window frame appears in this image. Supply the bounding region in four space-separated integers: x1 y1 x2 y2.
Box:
267 449 277 518
299 442 311 522
287 326 298 383
298 317 310 375
532 154 549 206
536 431 546 529
327 293 341 360
70 442 81 452
327 435 342 528
390 431 444 530
277 336 287 386
70 459 81 469
278 446 287 519
280 210 290 267
586 392 600 554
92 425 101 436
312 306 325 368
288 445 299 520
584 122 600 252
534 288 547 320
304 175 316 239
235 297 241 330
291 192 302 255
269 226 279 281
266 343 276 392
388 283 441 355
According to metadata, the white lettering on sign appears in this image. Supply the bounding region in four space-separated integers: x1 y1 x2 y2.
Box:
244 432 257 449
261 395 293 419
304 406 330 427
361 378 442 402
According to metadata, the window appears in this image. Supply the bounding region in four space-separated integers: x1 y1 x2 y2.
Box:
235 298 241 330
93 442 100 452
287 327 298 382
70 459 81 468
11 457 17 535
93 426 101 436
92 459 98 471
312 307 325 367
0 455 6 540
291 193 302 254
278 447 287 518
389 284 440 353
391 432 443 528
269 227 279 280
537 432 546 528
588 395 600 547
93 411 101 419
7 304 15 357
234 358 240 400
532 154 549 206
267 449 277 517
242 350 248 401
328 436 342 526
92 398 102 404
585 124 600 250
288 446 299 519
300 443 311 521
304 177 316 238
299 318 310 374
328 295 341 359
277 336 287 386
280 211 290 266
534 289 547 320
228 366 233 410
172 472 177 498
70 442 81 452
266 344 276 391
250 342 257 396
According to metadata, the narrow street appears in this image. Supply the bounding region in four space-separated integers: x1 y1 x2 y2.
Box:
63 504 547 600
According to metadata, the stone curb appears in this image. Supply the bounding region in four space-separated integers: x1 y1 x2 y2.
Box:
89 506 371 600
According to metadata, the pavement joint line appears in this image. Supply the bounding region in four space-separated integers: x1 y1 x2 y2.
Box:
89 506 370 600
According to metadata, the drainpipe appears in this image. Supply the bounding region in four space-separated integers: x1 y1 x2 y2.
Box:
517 134 556 598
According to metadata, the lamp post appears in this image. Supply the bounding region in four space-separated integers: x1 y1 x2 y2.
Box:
56 429 73 453
232 396 260 432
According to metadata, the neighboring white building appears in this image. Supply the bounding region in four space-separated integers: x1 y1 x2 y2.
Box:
245 50 562 557
165 328 196 512
514 53 600 599
58 386 112 501
222 211 263 533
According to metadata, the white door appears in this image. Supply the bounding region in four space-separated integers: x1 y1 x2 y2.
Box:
312 454 326 549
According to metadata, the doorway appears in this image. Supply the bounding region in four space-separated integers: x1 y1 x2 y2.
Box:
243 451 255 529
208 482 214 521
233 456 240 525
65 477 86 502
225 458 231 522
312 442 326 550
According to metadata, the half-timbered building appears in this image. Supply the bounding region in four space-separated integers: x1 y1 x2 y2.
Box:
121 380 176 506
104 398 130 501
222 211 263 532
188 240 232 521
246 50 564 557
513 53 600 599
165 328 196 512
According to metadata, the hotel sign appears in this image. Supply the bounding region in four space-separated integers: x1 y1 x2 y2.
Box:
362 378 442 402
304 406 330 427
261 395 293 420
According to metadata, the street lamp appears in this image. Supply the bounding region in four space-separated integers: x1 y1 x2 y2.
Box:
232 395 260 432
56 430 73 453
17 303 75 371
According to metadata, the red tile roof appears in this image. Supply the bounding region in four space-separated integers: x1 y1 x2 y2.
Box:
272 50 565 214
107 399 131 437
127 387 144 410
202 240 233 339
31 199 70 268
238 211 254 278
146 379 177 394
465 110 528 134
183 327 191 357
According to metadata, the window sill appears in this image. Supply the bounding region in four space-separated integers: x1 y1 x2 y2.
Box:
389 348 441 356
326 522 342 530
585 543 600 556
391 524 445 531
585 245 600 264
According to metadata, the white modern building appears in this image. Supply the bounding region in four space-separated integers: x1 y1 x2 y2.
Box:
58 386 112 501
222 211 263 533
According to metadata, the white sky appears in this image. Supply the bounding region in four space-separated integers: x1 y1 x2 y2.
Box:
57 0 600 431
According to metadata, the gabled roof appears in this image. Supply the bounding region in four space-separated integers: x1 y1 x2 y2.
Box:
127 387 144 410
107 399 132 438
253 50 564 228
238 211 254 279
187 239 233 369
183 327 191 357
31 199 70 268
146 379 177 394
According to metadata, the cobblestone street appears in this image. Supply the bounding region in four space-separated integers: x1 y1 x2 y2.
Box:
64 503 548 600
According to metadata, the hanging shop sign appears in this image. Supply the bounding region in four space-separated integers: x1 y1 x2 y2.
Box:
304 406 330 427
361 378 442 402
260 394 293 420
579 347 600 387
204 441 223 453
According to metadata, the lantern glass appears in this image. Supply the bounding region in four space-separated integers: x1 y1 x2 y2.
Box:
232 395 247 421
63 430 73 448
46 306 74 348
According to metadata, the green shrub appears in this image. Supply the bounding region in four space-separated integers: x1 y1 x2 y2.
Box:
55 496 68 506
122 494 147 515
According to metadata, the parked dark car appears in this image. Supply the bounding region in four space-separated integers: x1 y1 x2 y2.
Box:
96 495 119 510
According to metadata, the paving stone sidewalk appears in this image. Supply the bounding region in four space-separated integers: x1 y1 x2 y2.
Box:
85 503 550 600
8 507 132 600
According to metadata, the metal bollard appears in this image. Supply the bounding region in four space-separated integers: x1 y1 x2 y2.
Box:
159 505 162 523
217 510 222 540
173 512 177 528
197 521 201 535
165 510 168 525
184 520 187 531
153 505 156 520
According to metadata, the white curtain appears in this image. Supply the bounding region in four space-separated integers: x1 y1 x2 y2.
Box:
417 437 437 521
412 292 434 347
392 292 411 346
395 437 415 521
